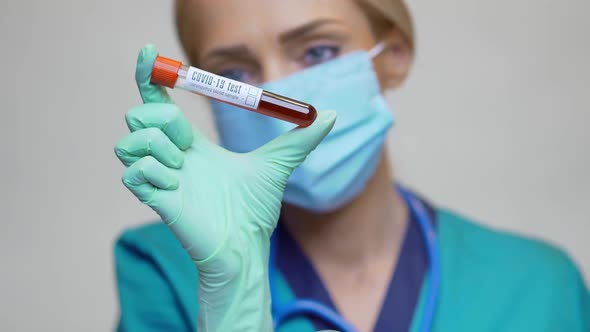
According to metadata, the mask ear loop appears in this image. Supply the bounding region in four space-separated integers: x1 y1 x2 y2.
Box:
367 41 387 59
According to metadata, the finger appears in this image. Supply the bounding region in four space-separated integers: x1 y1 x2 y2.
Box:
136 44 174 104
115 128 184 168
122 156 183 225
253 110 337 172
125 103 194 150
122 156 179 204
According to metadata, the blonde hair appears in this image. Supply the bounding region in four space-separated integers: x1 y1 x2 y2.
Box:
362 0 414 48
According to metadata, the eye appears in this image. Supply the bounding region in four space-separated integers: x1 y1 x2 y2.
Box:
218 68 256 84
301 44 340 67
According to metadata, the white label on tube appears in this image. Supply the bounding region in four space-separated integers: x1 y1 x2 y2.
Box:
183 66 263 110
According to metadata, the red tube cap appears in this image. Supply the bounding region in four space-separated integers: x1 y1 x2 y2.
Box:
151 55 182 88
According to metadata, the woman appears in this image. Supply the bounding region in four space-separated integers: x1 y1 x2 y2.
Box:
114 0 589 331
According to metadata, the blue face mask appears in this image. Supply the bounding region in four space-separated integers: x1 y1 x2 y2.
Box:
210 46 394 213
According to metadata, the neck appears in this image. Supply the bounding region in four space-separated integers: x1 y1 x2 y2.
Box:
281 152 408 266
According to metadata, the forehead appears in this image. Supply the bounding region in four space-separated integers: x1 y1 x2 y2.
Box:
182 0 369 56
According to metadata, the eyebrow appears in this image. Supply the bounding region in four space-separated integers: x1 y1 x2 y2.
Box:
201 45 252 64
201 19 342 64
279 19 342 44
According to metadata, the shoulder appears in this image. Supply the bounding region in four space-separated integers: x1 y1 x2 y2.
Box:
434 209 589 330
115 221 195 280
114 222 198 328
115 221 193 263
114 222 198 331
115 220 196 279
116 221 178 250
436 208 577 273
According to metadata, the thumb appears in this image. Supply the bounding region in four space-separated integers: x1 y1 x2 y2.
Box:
136 44 174 104
253 110 337 173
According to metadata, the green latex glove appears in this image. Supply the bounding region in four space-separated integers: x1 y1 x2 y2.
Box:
115 44 336 331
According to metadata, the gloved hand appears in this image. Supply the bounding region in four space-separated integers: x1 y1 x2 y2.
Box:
115 44 336 331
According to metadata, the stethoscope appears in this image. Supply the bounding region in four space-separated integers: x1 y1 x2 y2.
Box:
269 186 441 332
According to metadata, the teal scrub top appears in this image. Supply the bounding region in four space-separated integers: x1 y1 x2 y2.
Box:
114 209 590 331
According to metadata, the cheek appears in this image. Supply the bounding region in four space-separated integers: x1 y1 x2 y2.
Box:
370 39 414 91
370 59 390 91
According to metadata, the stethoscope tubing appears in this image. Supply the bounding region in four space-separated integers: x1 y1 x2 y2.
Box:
399 187 441 332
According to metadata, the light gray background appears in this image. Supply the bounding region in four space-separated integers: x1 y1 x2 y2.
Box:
1 0 588 330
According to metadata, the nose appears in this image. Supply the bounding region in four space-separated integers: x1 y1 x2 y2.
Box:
260 55 299 84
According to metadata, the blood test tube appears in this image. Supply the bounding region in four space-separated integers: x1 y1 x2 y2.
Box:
150 55 317 127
